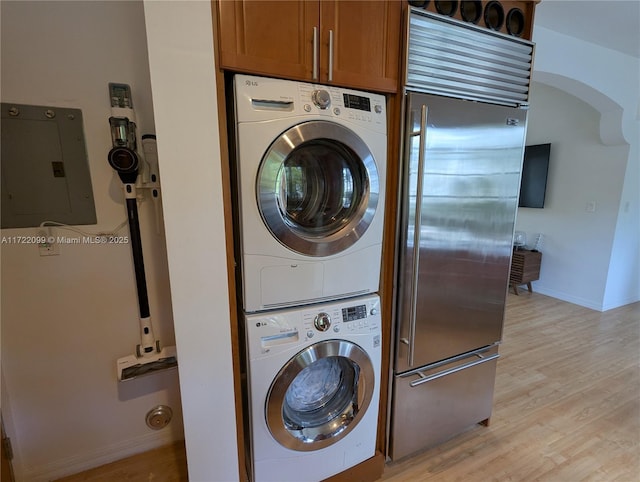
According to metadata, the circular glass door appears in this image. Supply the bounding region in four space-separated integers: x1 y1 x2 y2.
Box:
265 339 375 451
257 121 379 257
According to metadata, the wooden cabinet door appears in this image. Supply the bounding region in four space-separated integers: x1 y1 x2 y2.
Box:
217 1 318 81
320 0 401 93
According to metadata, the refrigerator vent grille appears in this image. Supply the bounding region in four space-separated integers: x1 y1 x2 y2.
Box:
406 10 533 107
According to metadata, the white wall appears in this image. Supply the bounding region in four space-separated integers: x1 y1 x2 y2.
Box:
517 82 629 309
143 1 239 481
517 25 640 310
0 2 183 480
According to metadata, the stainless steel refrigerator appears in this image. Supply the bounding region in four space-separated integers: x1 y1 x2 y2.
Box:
388 9 534 461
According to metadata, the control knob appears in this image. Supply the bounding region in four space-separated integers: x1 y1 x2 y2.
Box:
314 312 331 331
312 90 331 110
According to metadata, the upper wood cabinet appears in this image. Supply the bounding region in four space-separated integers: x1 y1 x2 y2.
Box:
215 0 402 93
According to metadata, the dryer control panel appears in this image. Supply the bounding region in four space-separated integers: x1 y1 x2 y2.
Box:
298 83 385 130
235 74 387 134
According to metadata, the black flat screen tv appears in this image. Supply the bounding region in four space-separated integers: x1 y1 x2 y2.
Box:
519 143 551 208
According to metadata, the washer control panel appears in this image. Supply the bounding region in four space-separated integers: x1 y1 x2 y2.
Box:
301 296 381 339
246 294 382 356
342 304 367 322
314 312 331 331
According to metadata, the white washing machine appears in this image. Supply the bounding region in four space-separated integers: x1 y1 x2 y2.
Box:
244 294 382 482
233 74 387 312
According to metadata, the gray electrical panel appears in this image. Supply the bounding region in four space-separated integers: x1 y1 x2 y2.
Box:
1 102 97 229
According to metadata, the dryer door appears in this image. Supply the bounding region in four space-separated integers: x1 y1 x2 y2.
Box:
265 339 375 451
257 120 379 257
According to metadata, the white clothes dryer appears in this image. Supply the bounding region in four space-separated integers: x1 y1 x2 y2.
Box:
244 294 382 482
233 75 387 312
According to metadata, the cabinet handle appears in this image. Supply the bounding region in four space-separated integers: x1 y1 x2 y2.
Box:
312 27 319 81
328 29 334 82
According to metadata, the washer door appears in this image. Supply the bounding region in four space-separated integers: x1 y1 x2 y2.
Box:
265 339 375 451
257 120 379 257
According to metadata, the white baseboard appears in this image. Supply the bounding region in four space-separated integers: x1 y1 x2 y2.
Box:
602 294 640 311
533 284 639 312
533 285 603 311
16 429 185 482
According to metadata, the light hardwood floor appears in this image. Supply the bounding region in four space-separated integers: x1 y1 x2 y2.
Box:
54 441 188 482
56 293 639 482
382 293 639 481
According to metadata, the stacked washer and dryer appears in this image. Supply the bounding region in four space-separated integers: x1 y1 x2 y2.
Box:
231 74 387 482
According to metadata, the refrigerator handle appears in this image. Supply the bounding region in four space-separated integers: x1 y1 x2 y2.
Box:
407 104 428 368
409 352 500 387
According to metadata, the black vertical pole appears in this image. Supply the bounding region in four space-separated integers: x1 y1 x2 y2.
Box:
126 196 150 319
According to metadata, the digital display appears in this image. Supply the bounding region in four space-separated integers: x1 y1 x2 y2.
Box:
343 94 371 112
342 304 367 321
